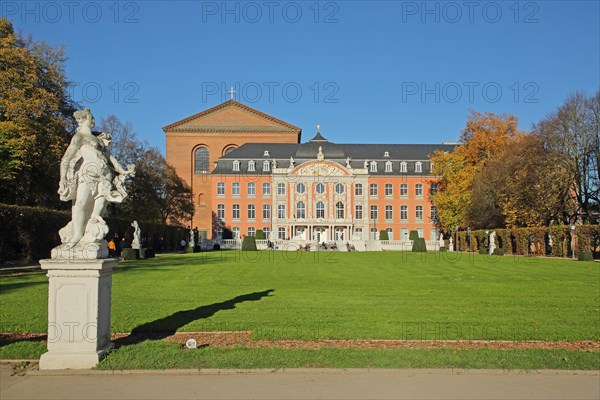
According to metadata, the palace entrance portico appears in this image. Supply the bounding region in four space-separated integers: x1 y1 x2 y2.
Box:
290 225 353 241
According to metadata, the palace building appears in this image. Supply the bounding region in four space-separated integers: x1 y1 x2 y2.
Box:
164 100 455 242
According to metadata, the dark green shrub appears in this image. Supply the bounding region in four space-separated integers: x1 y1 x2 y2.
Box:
379 230 389 241
242 236 257 251
255 229 265 240
213 244 221 251
493 248 504 256
578 251 593 261
122 248 139 260
479 246 488 255
141 248 155 258
409 230 419 241
412 238 427 252
439 246 447 252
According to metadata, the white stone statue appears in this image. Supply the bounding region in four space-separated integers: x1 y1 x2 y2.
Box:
317 146 324 161
189 228 195 247
53 108 135 259
272 159 277 169
439 233 444 245
290 157 295 167
346 157 352 168
131 221 141 250
449 237 454 252
489 231 496 254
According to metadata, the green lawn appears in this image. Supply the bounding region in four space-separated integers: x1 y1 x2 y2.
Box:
1 251 599 369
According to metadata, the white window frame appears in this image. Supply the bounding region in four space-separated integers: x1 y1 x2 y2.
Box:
385 161 392 172
247 204 256 220
415 161 422 173
247 182 256 196
248 160 255 172
369 161 378 172
217 182 225 196
232 182 240 196
232 204 240 220
262 182 271 196
263 160 270 172
233 160 240 171
400 161 407 173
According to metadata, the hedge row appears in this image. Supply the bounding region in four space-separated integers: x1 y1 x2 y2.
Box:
451 225 600 258
0 203 188 263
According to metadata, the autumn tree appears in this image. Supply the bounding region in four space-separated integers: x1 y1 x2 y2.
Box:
533 91 600 223
431 111 522 230
0 18 76 207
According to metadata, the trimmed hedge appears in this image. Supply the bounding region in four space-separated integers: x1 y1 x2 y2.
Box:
379 230 389 241
255 229 265 240
578 251 593 262
122 248 139 260
410 230 426 252
241 236 257 251
0 203 187 262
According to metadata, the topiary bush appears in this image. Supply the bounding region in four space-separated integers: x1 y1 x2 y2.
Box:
409 230 419 241
379 230 389 241
142 248 155 258
578 251 593 261
242 236 257 251
479 246 488 255
255 229 265 240
409 231 426 252
493 248 504 256
122 248 139 260
439 246 447 252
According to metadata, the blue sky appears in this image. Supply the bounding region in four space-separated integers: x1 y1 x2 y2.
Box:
4 1 599 150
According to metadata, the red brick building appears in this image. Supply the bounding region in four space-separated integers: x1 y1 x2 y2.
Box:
165 100 454 241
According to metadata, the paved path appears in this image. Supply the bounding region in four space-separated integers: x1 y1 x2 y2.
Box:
1 365 598 400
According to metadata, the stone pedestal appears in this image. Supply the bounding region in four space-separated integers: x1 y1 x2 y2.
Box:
38 258 116 370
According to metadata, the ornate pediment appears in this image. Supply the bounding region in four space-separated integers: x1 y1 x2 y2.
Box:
290 161 351 177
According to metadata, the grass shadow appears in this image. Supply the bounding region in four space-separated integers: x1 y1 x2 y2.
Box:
114 289 275 346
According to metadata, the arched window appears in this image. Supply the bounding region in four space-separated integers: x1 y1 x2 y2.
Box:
296 201 306 218
336 202 344 219
415 161 422 173
194 147 210 174
223 146 237 156
198 193 205 206
315 201 325 218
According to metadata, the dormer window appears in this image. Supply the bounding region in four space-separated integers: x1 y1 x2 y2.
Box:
430 162 434 173
248 160 255 172
369 161 378 172
385 161 393 172
415 161 422 173
233 160 240 171
263 160 270 172
384 151 390 157
400 161 407 173
263 150 270 157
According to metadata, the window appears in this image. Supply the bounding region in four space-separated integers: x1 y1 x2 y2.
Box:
263 160 270 172
415 162 422 173
262 183 271 196
232 160 240 171
224 147 236 156
385 161 392 172
296 201 306 218
216 182 225 196
385 205 393 220
335 183 344 194
316 183 325 194
355 184 363 196
194 147 210 174
370 205 378 220
336 202 345 219
370 228 378 240
384 151 390 157
262 204 271 220
247 182 256 196
277 183 286 195
369 183 378 197
416 205 423 220
232 227 240 239
316 201 325 218
430 229 438 241
385 183 393 196
400 162 407 173
369 161 378 172
247 227 256 237
263 227 271 239
296 183 305 194
217 204 225 219
248 160 255 171
278 227 286 239
386 228 393 240
263 150 270 157
400 183 408 196
401 228 408 240
198 193 205 206
278 204 286 219
354 204 362 220
232 204 240 220
232 182 240 196
354 228 363 239
431 205 438 222
400 205 408 220
417 228 424 238
247 204 256 220
430 182 439 195
415 183 423 197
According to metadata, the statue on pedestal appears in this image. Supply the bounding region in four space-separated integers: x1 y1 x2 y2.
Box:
189 228 195 248
489 231 496 254
346 157 352 168
317 146 324 161
53 108 135 259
